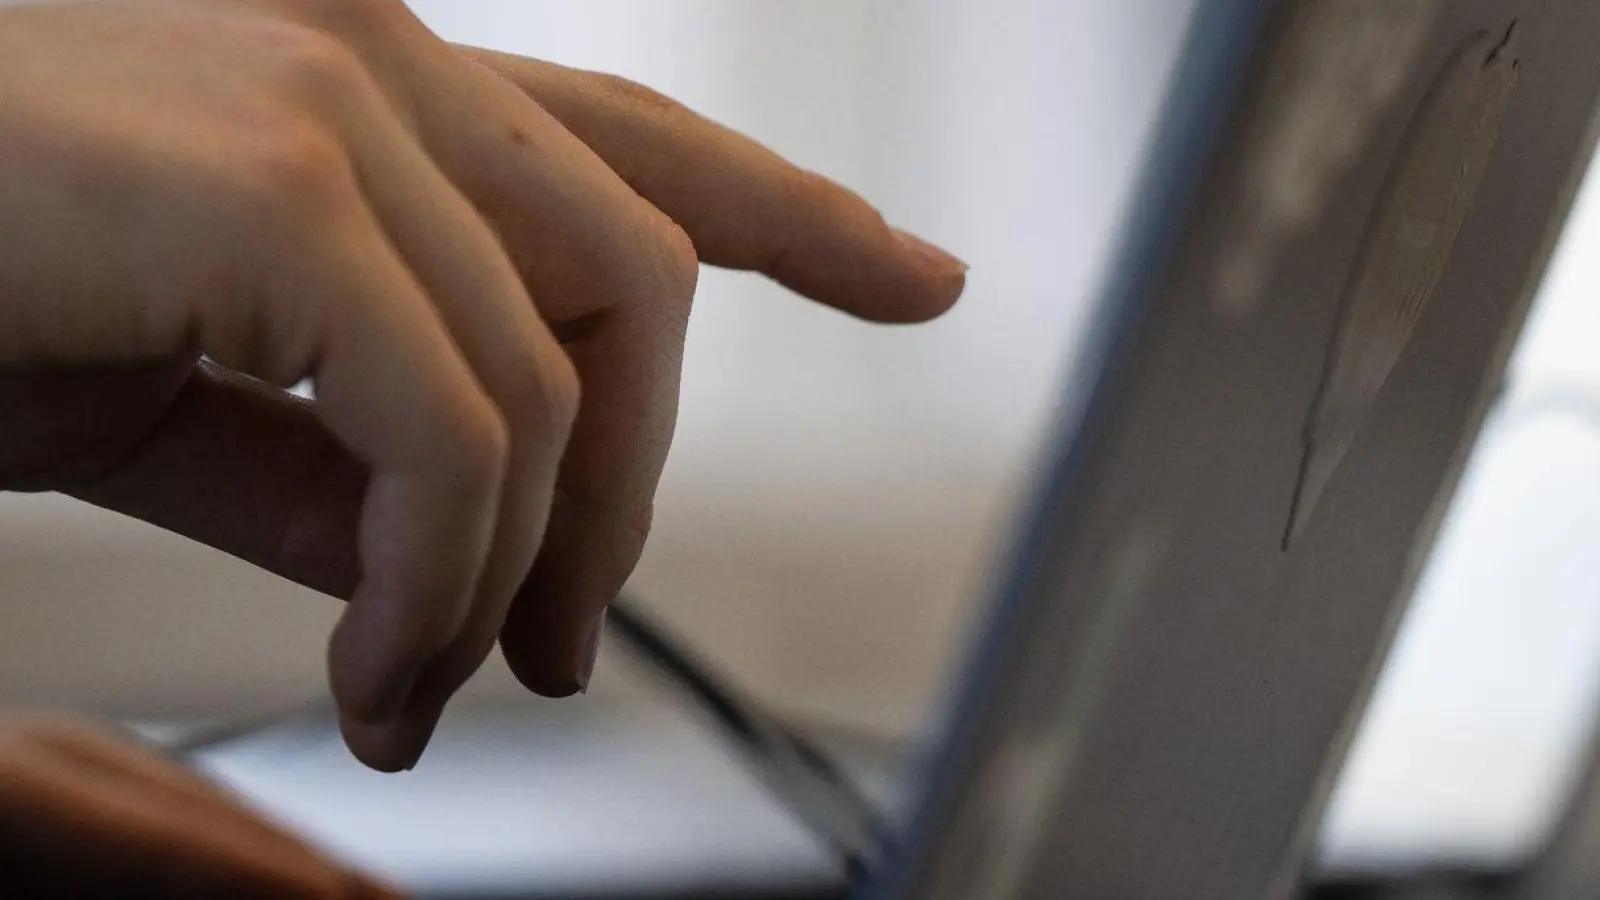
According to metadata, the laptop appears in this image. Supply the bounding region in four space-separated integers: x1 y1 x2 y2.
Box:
872 2 1600 899
186 2 1600 898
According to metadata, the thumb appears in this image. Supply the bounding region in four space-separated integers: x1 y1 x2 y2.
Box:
67 362 365 601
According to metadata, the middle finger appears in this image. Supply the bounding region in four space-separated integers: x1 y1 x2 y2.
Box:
276 0 703 696
294 28 583 766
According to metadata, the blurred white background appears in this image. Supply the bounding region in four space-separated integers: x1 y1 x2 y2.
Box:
3 0 1600 875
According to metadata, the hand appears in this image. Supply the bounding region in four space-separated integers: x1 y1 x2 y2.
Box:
0 0 965 772
0 713 400 898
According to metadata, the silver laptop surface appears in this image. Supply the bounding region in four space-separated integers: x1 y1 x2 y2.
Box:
879 3 1600 899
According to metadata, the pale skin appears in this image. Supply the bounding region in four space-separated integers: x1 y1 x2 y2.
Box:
0 0 965 894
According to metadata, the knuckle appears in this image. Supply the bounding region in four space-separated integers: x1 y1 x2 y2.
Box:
781 166 845 230
451 394 512 494
259 23 369 102
640 213 700 307
238 125 353 215
545 353 583 432
501 346 581 439
290 0 410 36
589 72 685 119
537 351 583 433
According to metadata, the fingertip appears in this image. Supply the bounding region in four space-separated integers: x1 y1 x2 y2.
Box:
576 613 605 694
498 598 598 699
337 709 438 774
769 212 969 325
501 609 605 698
768 171 966 323
496 527 609 698
891 228 969 319
893 228 969 277
499 636 585 699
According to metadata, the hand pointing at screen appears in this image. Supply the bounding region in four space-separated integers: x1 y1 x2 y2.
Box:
0 0 965 778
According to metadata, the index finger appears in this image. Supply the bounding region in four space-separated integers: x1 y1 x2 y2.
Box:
466 49 968 323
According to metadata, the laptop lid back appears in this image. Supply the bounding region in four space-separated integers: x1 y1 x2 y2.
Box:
879 2 1600 899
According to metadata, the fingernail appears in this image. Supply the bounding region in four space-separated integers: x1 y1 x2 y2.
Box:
894 228 969 277
339 709 430 774
576 614 606 694
360 667 419 727
393 720 434 773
